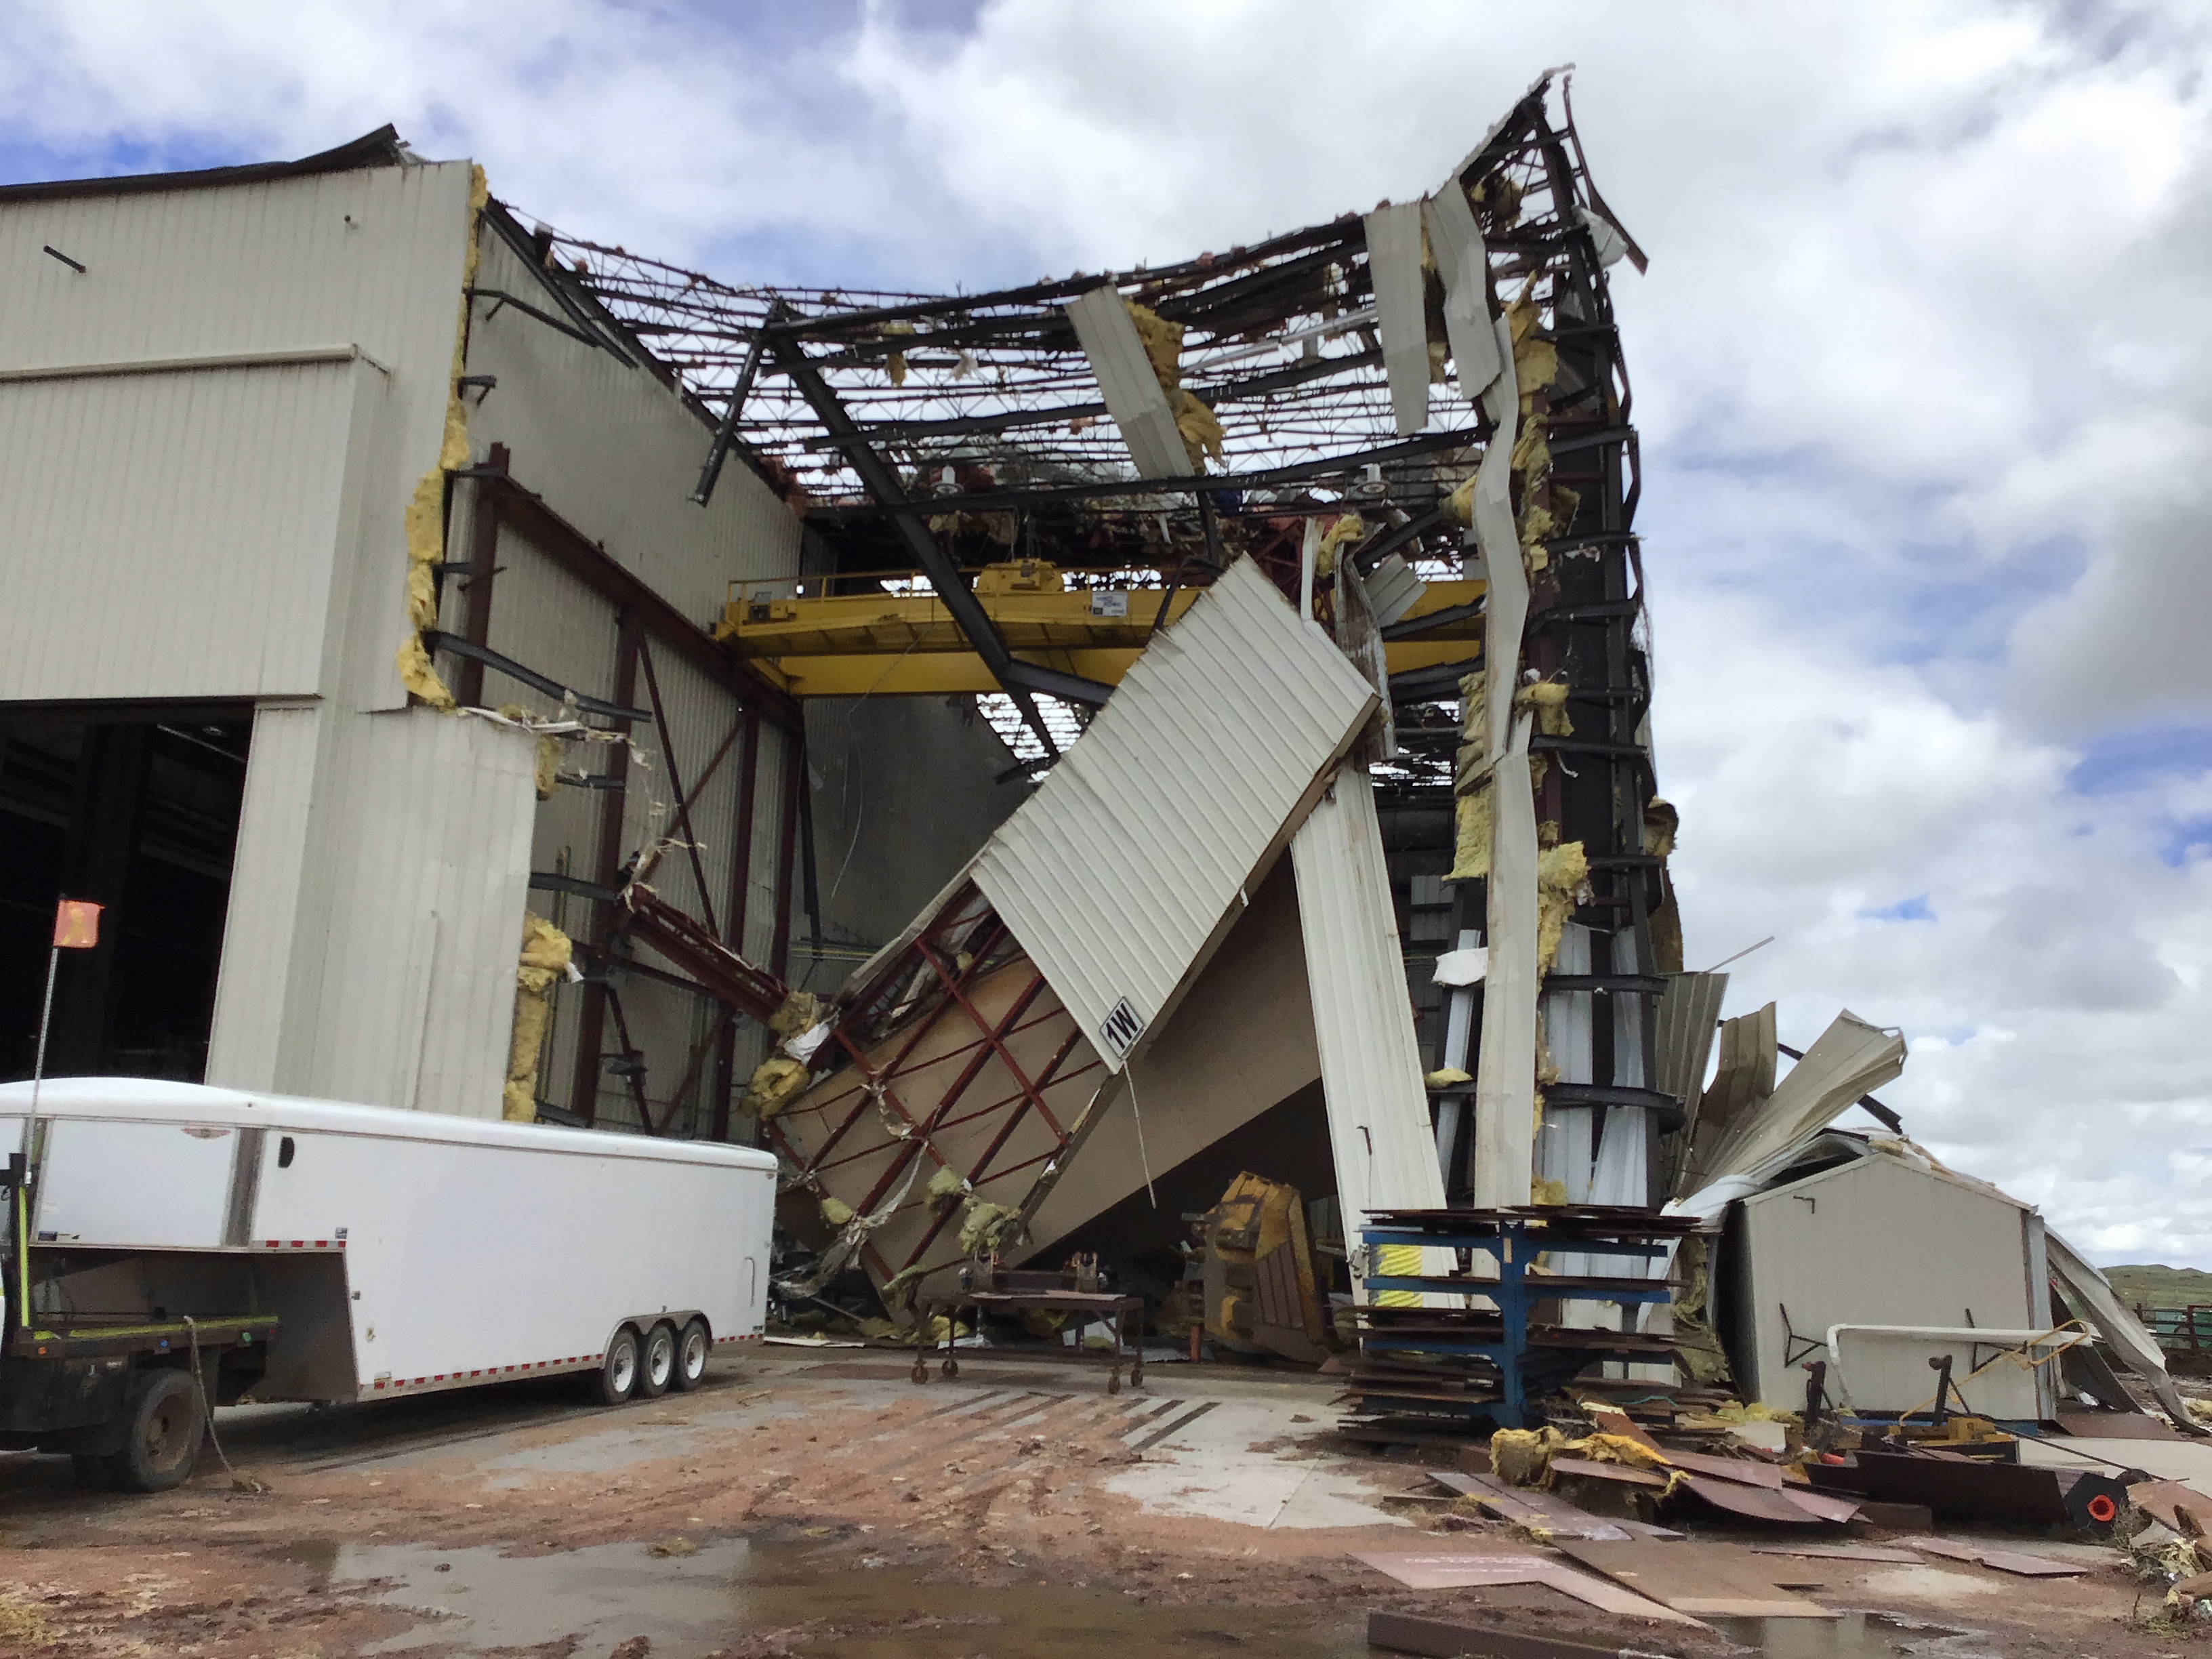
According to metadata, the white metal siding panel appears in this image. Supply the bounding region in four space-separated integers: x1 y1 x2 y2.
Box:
1363 201 1431 435
465 231 802 622
1063 285 1190 479
972 556 1376 1071
0 357 373 701
1422 184 1502 401
206 701 329 1091
744 722 789 968
478 514 621 897
1743 1157 2037 1416
1 163 476 714
298 708 539 1119
1290 761 1446 1229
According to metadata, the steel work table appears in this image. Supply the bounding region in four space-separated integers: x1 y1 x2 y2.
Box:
917 1286 1146 1393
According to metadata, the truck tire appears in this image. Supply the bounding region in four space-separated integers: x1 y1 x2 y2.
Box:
638 1323 676 1399
104 1368 203 1493
598 1328 641 1406
672 1319 710 1391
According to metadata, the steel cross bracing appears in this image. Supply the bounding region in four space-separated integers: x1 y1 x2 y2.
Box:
760 882 1101 1284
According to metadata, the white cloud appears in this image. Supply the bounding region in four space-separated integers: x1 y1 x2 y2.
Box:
4 0 2211 1260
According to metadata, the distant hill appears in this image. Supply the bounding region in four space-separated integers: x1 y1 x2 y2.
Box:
2104 1264 2212 1313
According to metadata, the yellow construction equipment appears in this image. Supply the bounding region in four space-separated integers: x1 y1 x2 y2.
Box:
714 561 1483 698
1202 1171 1331 1364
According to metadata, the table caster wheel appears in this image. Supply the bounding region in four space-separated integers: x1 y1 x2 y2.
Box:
941 1357 960 1378
1130 1364 1145 1389
910 1357 928 1385
1108 1369 1121 1395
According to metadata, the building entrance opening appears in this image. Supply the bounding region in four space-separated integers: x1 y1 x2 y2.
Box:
0 705 252 1085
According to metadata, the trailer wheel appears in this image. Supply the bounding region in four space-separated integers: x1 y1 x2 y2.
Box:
104 1368 203 1492
598 1328 641 1406
638 1323 676 1398
672 1319 710 1391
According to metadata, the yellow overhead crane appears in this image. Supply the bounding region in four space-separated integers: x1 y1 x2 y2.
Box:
713 559 1484 699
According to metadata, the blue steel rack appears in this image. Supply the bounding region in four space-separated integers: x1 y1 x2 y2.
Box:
1354 1209 1683 1431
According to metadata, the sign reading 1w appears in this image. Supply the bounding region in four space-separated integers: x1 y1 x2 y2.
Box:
1098 996 1147 1062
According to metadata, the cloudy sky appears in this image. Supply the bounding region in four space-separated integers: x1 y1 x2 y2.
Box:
5 1 2208 1265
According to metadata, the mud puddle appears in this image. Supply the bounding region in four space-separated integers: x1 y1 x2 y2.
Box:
1710 1612 1994 1658
280 1534 1368 1657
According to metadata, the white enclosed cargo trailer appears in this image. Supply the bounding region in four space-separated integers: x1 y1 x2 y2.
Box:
0 1079 775 1488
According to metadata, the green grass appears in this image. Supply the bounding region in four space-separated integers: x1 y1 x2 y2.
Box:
2103 1264 2212 1313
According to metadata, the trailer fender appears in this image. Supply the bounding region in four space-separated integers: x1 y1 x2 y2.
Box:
604 1310 705 1359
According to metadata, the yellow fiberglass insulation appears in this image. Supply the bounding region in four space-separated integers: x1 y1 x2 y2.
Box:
1315 512 1366 581
1643 797 1679 860
820 1195 856 1229
395 634 457 714
1458 668 1488 747
1445 470 1477 529
958 1199 1023 1255
1536 840 1591 976
1425 1067 1472 1089
743 1056 811 1119
396 163 491 714
1170 388 1225 468
1510 419 1551 479
502 913 573 1122
1530 1176 1568 1206
882 319 915 386
1490 1426 1562 1487
1449 784 1493 882
1124 299 1185 389
926 1162 969 1212
1515 679 1573 737
769 988 828 1041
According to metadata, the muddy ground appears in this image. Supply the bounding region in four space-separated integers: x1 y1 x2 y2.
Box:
0 1346 2181 1657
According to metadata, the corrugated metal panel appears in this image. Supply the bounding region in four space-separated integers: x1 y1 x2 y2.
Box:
1653 970 1728 1107
970 556 1376 1071
1288 761 1445 1230
298 707 541 1118
1363 201 1430 435
0 355 377 701
1421 184 1502 402
205 702 329 1090
1063 285 1189 479
466 232 802 622
1701 1009 1905 1183
0 162 476 713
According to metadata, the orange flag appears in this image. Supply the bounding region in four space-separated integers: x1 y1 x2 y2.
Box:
52 901 101 949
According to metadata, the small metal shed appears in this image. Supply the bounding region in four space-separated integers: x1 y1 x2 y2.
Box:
1725 1143 2056 1422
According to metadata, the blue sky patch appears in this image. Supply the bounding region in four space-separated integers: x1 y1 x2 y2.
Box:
1863 893 1936 922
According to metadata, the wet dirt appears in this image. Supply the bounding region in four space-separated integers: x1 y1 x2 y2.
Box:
0 1351 2174 1657
1708 1612 1996 1659
284 1534 1368 1658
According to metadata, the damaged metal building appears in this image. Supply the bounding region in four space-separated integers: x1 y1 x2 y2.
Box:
6 75 2179 1421
0 71 1790 1310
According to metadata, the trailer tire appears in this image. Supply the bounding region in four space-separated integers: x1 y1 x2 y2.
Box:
639 1323 676 1398
104 1368 203 1492
598 1328 641 1406
672 1319 710 1391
